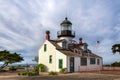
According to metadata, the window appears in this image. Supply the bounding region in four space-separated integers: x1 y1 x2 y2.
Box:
83 43 88 52
90 58 96 64
49 55 52 64
81 58 87 66
62 25 71 30
44 44 47 52
59 59 63 69
97 59 100 65
74 49 78 53
62 41 67 49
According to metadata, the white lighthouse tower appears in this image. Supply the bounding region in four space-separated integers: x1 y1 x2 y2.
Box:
57 17 75 42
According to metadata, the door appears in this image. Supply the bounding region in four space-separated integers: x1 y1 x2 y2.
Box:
70 57 74 72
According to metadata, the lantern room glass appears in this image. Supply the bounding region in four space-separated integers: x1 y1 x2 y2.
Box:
61 24 72 31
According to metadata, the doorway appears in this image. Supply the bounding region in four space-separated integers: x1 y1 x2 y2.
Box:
70 57 74 72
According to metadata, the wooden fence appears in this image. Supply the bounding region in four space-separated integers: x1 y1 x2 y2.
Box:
103 66 120 71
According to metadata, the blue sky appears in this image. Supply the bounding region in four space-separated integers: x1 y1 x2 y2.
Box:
0 0 120 64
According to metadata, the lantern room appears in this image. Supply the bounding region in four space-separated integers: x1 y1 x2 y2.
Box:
57 17 75 38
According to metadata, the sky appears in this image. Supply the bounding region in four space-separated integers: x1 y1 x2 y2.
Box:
0 0 120 64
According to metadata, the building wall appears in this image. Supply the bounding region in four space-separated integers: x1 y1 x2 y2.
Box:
57 37 73 48
74 57 80 72
57 42 62 48
55 50 67 72
38 40 103 72
103 66 120 71
38 40 56 72
67 56 70 72
80 65 102 71
67 57 102 72
38 40 67 72
67 56 80 72
80 57 102 71
59 37 73 41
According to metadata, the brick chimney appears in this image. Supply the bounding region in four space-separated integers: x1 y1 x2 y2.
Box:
79 38 83 45
46 30 50 40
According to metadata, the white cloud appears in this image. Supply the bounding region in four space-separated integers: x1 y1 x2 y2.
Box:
0 0 119 64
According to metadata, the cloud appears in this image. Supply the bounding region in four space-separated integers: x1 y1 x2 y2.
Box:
0 0 120 64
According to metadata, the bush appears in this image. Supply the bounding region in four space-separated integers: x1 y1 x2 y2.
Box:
37 64 46 72
18 72 27 76
49 71 58 75
111 62 120 67
59 68 67 73
9 66 17 71
18 71 39 76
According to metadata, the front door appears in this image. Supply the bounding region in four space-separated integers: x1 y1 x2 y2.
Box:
70 57 74 72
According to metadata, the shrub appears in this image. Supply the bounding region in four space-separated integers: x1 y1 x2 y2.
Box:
59 68 67 73
111 62 120 67
27 72 39 76
37 64 46 72
18 72 27 76
49 71 58 75
18 71 39 76
9 66 17 71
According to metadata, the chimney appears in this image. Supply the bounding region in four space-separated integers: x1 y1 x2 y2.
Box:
46 30 50 40
79 38 83 45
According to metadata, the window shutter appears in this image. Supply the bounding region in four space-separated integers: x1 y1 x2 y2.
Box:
59 59 63 69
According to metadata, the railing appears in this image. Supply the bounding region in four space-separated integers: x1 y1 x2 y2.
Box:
57 30 75 37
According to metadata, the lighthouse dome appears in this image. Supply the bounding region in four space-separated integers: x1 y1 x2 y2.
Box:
60 17 72 25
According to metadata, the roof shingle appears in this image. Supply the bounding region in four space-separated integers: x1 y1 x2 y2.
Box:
49 40 102 58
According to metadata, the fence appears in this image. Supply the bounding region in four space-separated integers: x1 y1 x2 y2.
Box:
103 66 120 71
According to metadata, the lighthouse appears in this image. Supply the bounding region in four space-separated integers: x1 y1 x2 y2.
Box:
38 17 103 73
57 17 75 41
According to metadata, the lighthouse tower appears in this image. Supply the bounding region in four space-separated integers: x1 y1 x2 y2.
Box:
57 17 75 41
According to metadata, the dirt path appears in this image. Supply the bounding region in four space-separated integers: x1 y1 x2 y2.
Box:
0 72 120 80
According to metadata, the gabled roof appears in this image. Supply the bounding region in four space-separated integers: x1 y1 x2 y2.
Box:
49 40 63 49
57 49 81 57
89 53 102 58
49 40 102 58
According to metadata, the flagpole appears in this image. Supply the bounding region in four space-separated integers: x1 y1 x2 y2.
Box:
96 41 101 73
96 41 100 54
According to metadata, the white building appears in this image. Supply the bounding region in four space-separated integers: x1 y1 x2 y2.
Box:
38 17 102 72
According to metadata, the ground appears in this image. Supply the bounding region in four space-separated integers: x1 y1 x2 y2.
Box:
0 71 120 80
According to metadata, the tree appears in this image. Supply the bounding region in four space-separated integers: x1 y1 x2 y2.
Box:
0 50 24 71
111 62 120 67
112 44 120 54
